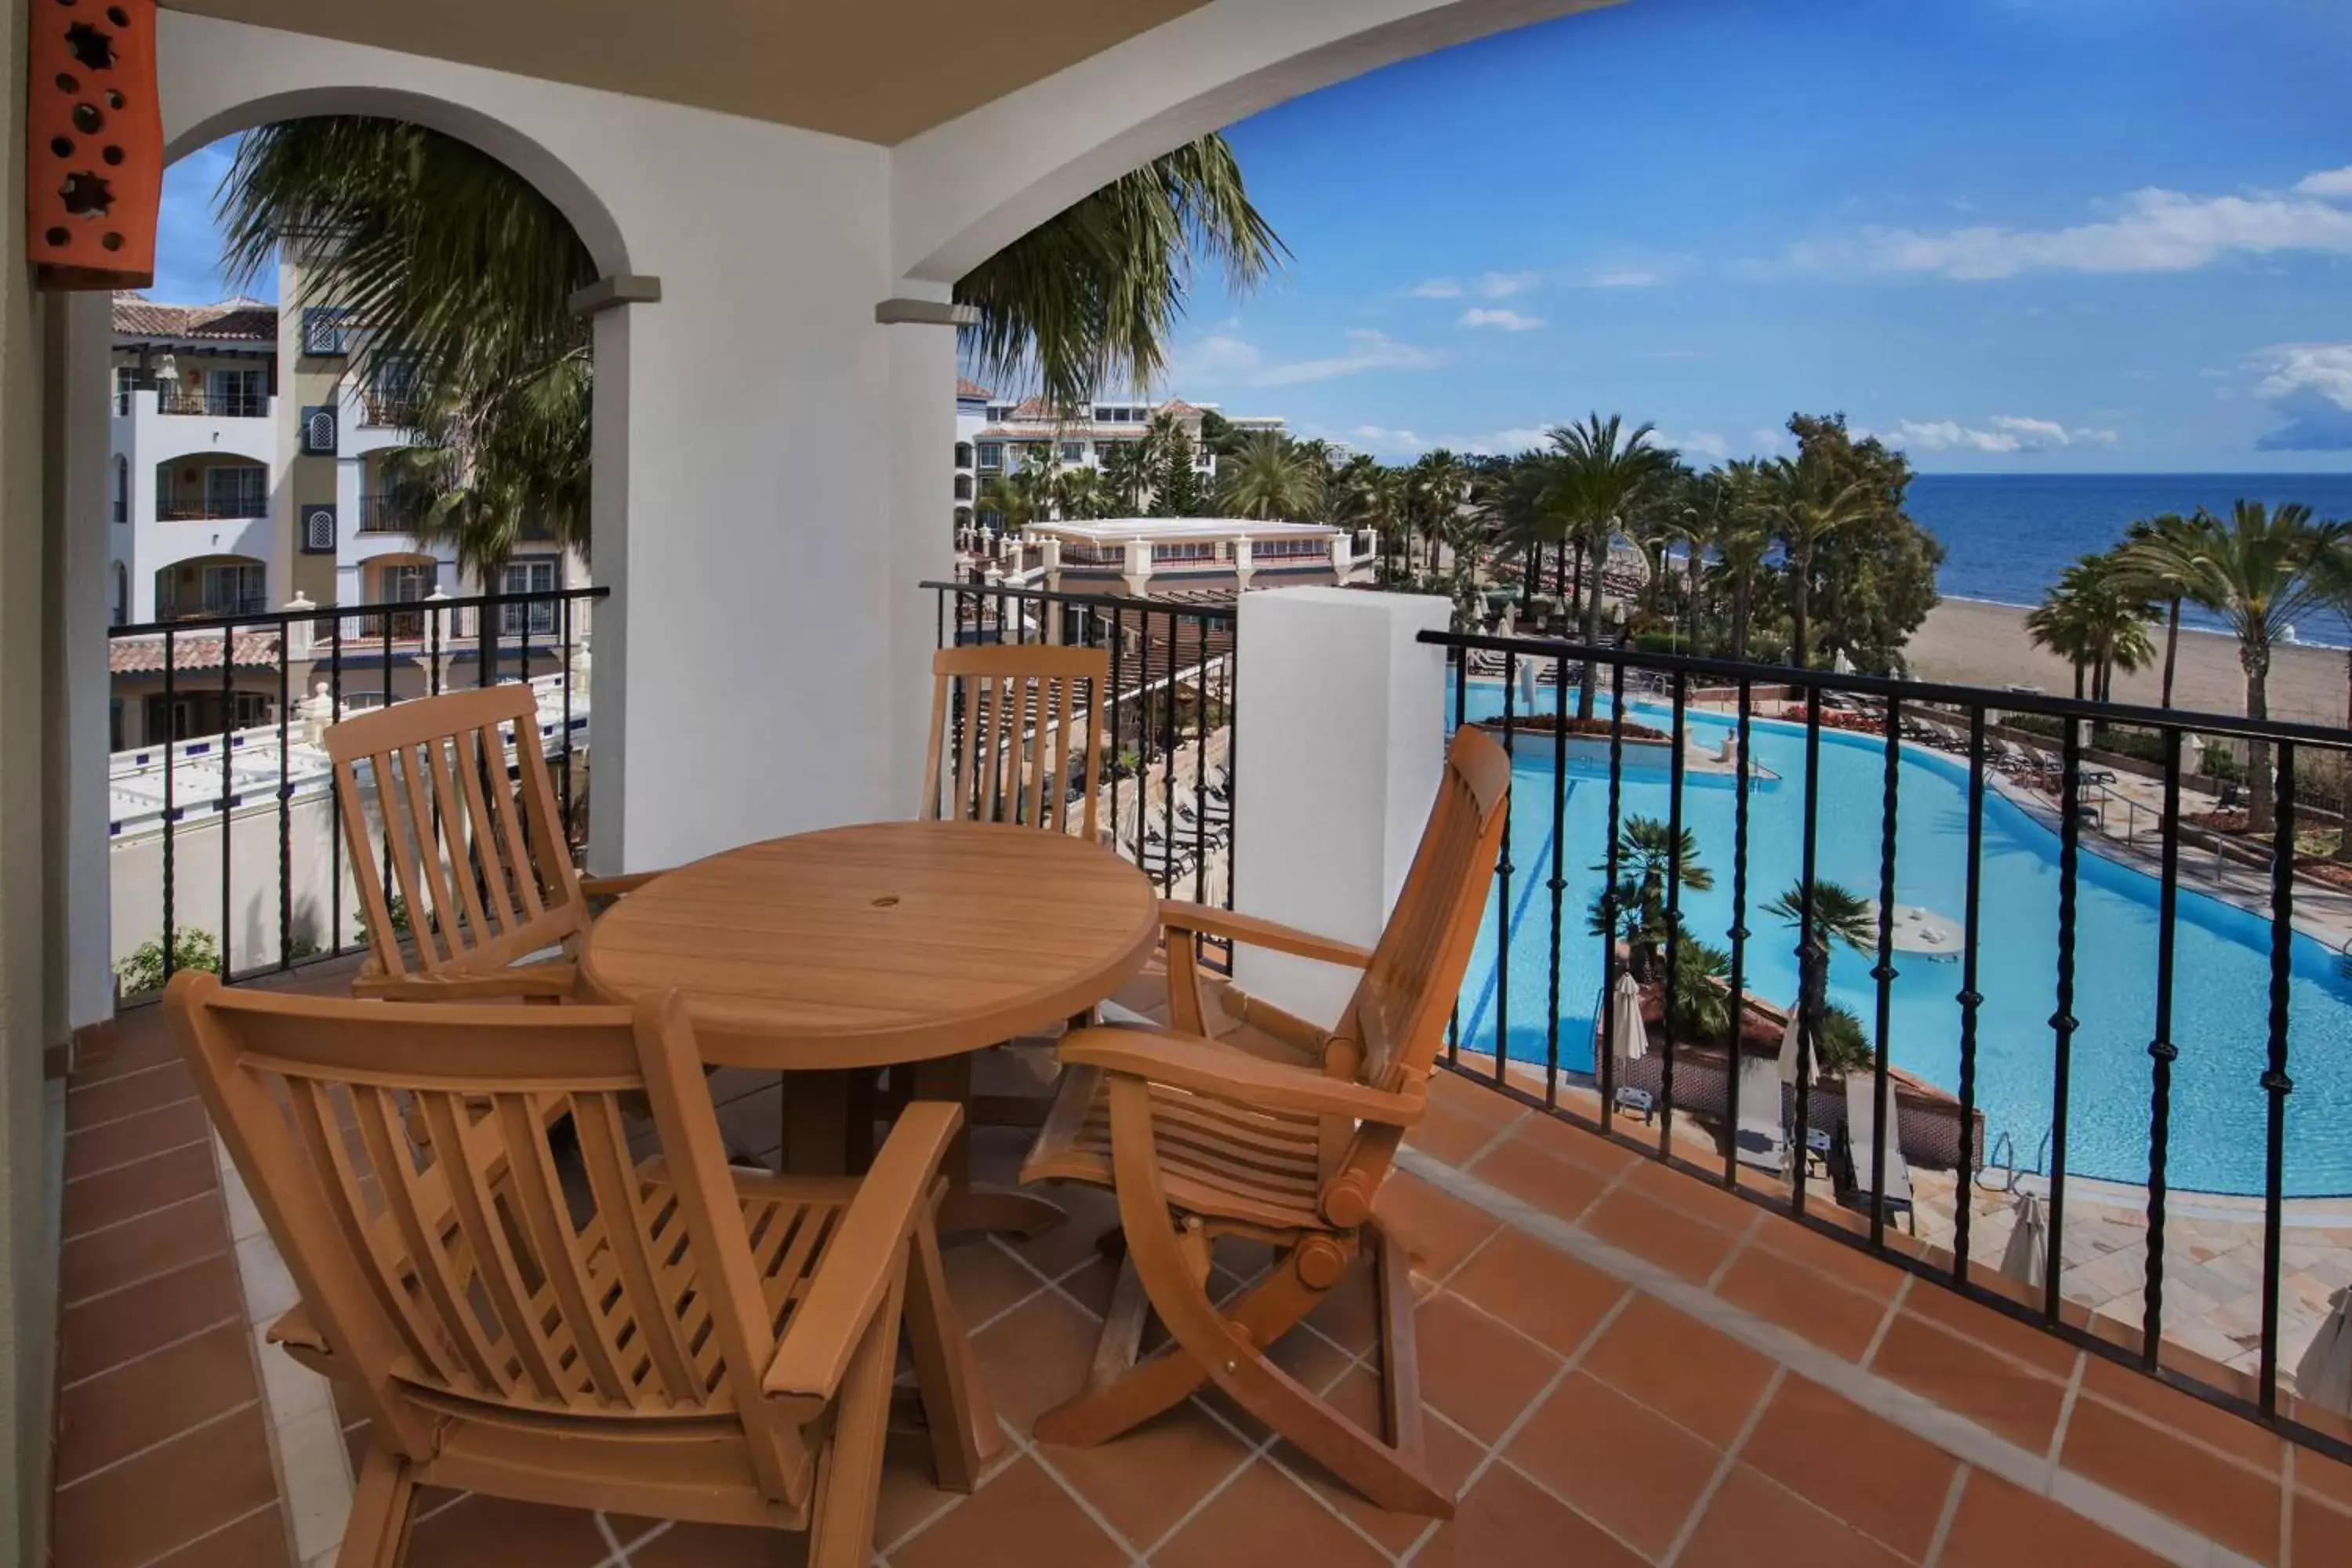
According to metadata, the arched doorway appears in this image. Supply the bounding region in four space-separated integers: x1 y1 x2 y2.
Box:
153 552 267 621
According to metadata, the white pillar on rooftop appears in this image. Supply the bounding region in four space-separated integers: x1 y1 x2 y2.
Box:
1232 586 1451 1027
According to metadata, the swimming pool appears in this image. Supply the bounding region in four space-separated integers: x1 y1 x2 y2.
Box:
1452 682 2352 1197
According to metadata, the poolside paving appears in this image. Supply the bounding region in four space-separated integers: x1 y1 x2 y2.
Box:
49 962 2352 1568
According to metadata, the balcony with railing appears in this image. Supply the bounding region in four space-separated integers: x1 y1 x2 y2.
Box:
156 384 270 419
58 578 2352 1568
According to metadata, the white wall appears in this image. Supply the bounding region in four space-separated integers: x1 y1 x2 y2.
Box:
1231 588 1450 1026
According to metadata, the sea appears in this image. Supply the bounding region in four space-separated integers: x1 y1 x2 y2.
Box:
1906 473 2352 649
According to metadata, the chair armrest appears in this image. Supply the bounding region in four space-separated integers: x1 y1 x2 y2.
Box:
351 962 577 1003
1156 901 1374 970
579 871 663 898
1058 1025 1422 1126
763 1100 961 1403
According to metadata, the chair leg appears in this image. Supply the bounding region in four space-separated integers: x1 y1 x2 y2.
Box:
1033 1231 1320 1449
902 1205 999 1490
807 1274 905 1568
336 1443 419 1568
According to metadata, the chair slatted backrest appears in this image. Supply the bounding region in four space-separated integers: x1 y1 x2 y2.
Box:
325 685 586 982
1318 727 1512 1216
921 645 1108 839
165 977 815 1504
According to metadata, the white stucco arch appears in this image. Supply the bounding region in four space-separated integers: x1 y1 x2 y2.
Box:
890 0 1619 285
163 84 633 283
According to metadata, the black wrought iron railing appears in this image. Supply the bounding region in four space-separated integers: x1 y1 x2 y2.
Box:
156 493 267 521
924 580 1236 957
1425 626 2352 1462
106 586 606 1002
158 386 268 418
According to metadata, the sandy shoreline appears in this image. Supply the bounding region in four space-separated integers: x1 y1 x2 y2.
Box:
1904 597 2349 728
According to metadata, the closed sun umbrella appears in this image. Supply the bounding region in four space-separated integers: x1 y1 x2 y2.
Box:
1603 970 1647 1065
1777 1007 1807 1086
2296 1287 2352 1416
2002 1189 2049 1291
1519 657 1539 715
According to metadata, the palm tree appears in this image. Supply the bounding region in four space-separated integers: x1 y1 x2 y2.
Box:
1752 452 1878 670
1054 465 1108 521
1717 459 1776 660
1586 816 1712 980
1766 879 1876 1079
2118 501 2340 833
956 135 1285 410
2302 528 2352 861
1405 450 1468 580
1216 430 1323 520
975 471 1040 535
2025 552 2156 702
2115 512 2199 707
223 121 1279 568
220 118 595 575
1540 416 1678 717
1099 441 1152 514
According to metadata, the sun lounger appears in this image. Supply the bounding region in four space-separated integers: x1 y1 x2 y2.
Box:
1733 1055 1788 1176
1837 1073 1915 1232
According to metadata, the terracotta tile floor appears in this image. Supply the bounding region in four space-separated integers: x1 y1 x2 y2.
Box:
53 967 2352 1568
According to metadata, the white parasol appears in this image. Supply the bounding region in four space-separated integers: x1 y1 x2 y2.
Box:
2001 1189 2049 1291
2296 1286 2352 1416
1602 970 1647 1065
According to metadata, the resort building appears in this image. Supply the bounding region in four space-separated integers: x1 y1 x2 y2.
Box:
106 269 584 746
1022 515 1380 596
956 390 1288 539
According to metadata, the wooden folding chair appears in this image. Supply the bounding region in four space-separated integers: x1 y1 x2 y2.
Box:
325 684 655 1002
919 644 1111 1141
1018 727 1511 1517
920 643 1108 837
165 975 996 1567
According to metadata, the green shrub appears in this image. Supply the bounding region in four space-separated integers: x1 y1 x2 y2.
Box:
2000 712 2064 739
114 929 220 997
2201 745 2241 782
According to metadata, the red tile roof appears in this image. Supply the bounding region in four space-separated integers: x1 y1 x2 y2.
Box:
109 631 282 676
956 377 992 399
111 295 278 342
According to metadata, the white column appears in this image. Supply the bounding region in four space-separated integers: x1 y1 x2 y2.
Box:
1231 586 1450 1027
1232 535 1254 589
883 313 959 814
53 292 115 1031
1123 538 1153 598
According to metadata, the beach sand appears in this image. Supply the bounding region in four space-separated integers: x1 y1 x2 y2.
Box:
1904 597 2350 728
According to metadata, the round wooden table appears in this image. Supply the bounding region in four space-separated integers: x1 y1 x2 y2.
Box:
580 819 1160 1230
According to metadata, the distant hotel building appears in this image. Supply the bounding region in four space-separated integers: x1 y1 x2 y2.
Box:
106 262 582 746
951 384 1287 536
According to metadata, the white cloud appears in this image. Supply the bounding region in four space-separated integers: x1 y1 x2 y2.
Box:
1406 278 1463 299
1168 329 1442 389
1658 430 1731 459
2250 342 2352 450
1781 169 2352 279
1750 426 1788 454
1883 415 2118 453
1348 425 1427 455
1457 307 1546 332
1474 270 1542 298
1347 423 1552 458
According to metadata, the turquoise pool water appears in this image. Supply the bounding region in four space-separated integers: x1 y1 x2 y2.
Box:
1453 683 2352 1197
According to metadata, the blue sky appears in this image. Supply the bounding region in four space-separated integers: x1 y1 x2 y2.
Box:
1171 0 2352 471
151 0 2352 472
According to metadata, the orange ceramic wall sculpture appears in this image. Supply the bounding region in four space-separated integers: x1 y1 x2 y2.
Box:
27 0 162 289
